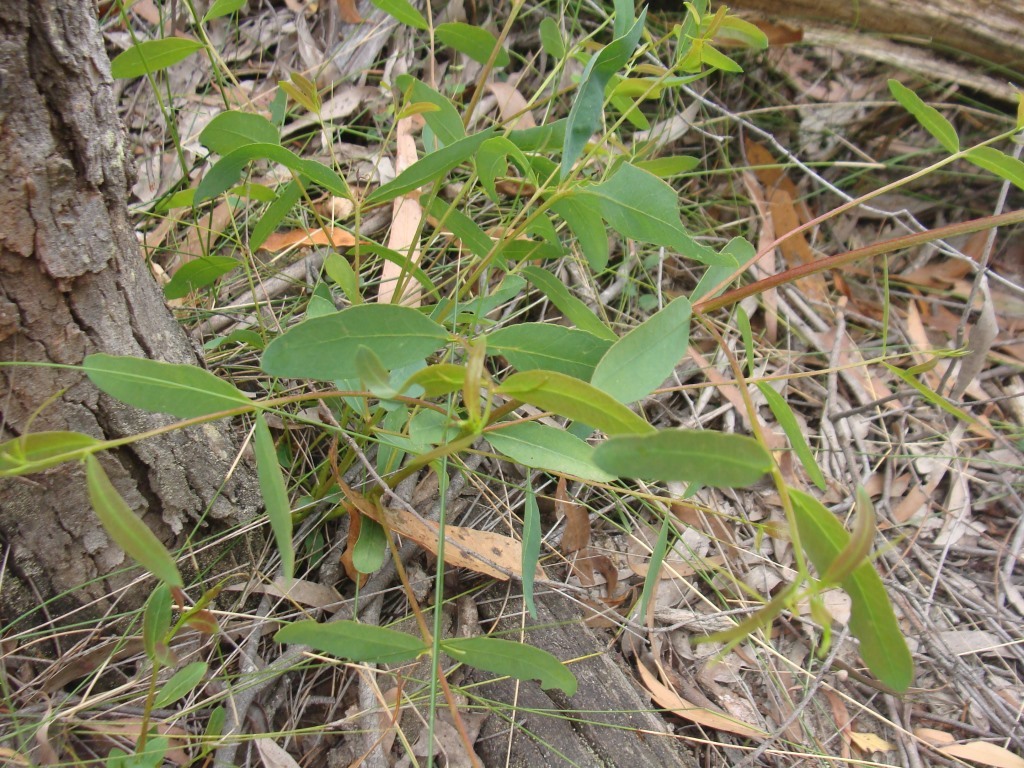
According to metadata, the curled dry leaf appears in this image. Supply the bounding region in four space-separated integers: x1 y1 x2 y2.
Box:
635 660 768 740
259 225 357 252
556 476 590 553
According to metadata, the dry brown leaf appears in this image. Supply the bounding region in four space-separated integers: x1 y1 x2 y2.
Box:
848 730 894 753
916 729 1024 768
635 661 767 740
378 116 423 306
485 81 537 130
74 720 190 765
741 169 779 340
259 225 356 252
256 737 302 768
823 689 854 760
336 0 362 23
556 476 590 553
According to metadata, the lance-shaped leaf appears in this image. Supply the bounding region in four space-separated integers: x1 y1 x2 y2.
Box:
254 414 294 583
110 38 204 79
435 22 510 68
0 431 100 476
196 143 350 202
487 323 612 380
84 354 251 419
440 636 577 695
755 382 827 490
499 370 654 436
888 80 959 154
965 146 1024 191
788 488 914 693
261 305 448 382
275 619 429 664
394 75 465 145
485 421 615 482
85 455 183 587
199 110 280 155
593 429 772 488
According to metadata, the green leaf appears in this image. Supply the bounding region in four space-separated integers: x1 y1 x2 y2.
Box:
368 0 428 29
85 455 183 587
497 238 562 263
163 256 238 300
250 179 302 251
254 413 294 583
199 111 280 155
261 305 448 382
539 17 565 59
591 296 691 403
394 75 465 145
736 305 755 377
324 251 361 304
633 155 700 177
400 364 466 398
196 143 349 202
142 584 172 663
426 197 494 259
0 431 100 476
520 266 615 340
355 345 398 399
715 16 769 49
487 323 612 380
435 22 510 68
508 119 567 152
755 382 826 491
699 43 742 72
353 517 388 573
364 130 495 206
476 136 533 202
485 422 616 482
965 146 1024 190
612 0 635 37
441 636 576 695
549 195 610 271
887 80 959 154
153 661 208 708
578 163 726 264
358 243 439 302
203 0 247 21
691 236 747 302
637 516 671 620
594 429 772 487
499 370 654 436
788 488 913 692
84 353 251 419
275 619 428 664
110 38 204 79
562 12 647 177
522 479 541 620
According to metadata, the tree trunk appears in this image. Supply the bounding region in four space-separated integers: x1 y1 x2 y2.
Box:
0 1 259 629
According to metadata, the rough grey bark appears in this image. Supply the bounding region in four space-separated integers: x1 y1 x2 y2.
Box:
0 1 259 628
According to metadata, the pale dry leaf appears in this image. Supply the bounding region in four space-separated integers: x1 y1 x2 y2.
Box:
635 660 768 739
224 578 343 608
952 279 999 399
741 169 778 341
938 629 1015 659
259 226 356 252
377 116 422 306
916 729 1024 768
824 688 854 760
73 720 190 765
485 81 537 130
556 476 590 553
256 737 302 768
848 730 894 753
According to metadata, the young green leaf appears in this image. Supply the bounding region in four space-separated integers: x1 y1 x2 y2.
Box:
199 111 280 155
153 661 208 708
549 196 610 271
887 80 959 154
487 323 612 380
499 370 655 436
965 146 1024 191
353 346 398 399
84 354 251 418
163 256 239 300
521 266 615 340
353 517 388 573
435 22 510 68
142 584 172 663
522 479 541 620
590 296 691 403
633 155 700 178
755 382 827 491
578 164 726 264
324 251 361 304
275 619 429 664
485 421 616 482
0 431 100 476
254 414 294 583
203 0 246 21
736 305 755 377
593 429 772 487
85 455 183 587
562 12 647 177
788 488 914 692
110 38 204 79
394 75 466 145
440 636 577 695
637 516 671 621
538 17 565 59
368 0 428 30
261 305 448 382
400 364 466 398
